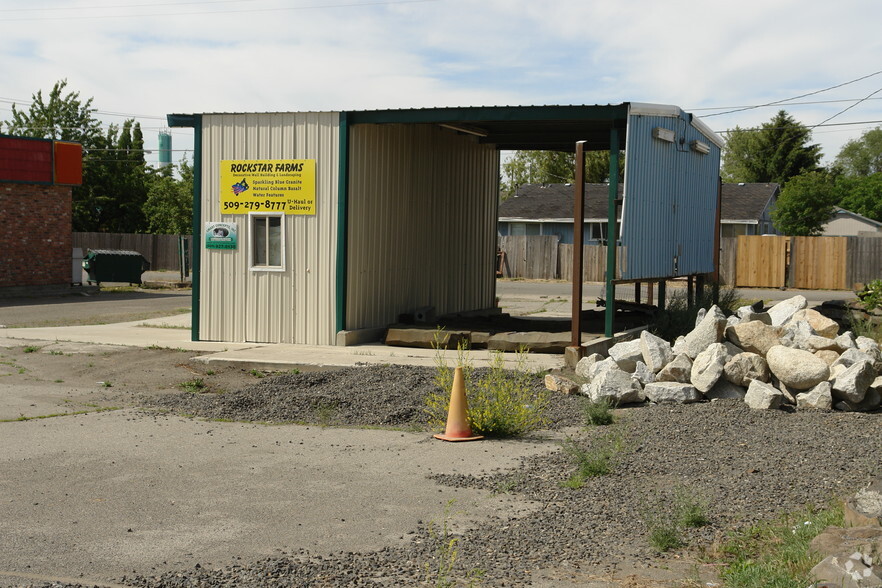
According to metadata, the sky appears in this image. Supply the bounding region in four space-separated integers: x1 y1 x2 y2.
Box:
2 0 882 169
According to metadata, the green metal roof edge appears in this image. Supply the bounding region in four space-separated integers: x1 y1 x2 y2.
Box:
344 104 630 125
167 114 198 127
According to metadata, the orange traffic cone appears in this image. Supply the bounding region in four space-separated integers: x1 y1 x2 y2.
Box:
433 366 483 442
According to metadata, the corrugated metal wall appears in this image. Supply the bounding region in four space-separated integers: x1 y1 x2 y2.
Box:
199 112 340 344
346 124 498 330
620 110 721 279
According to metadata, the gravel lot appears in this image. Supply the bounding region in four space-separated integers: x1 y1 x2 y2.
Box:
23 364 882 588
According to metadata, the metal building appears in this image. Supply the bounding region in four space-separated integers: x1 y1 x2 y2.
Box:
169 103 721 346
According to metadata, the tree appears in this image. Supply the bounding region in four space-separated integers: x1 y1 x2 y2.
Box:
2 79 102 146
835 173 882 221
834 127 882 177
3 81 154 233
722 110 822 186
771 171 838 235
144 160 194 234
500 150 622 200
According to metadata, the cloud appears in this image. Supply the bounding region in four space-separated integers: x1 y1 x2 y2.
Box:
3 0 882 163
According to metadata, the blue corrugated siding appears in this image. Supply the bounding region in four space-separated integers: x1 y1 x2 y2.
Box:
620 111 720 280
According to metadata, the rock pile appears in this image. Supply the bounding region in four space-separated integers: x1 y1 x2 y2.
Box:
550 295 882 412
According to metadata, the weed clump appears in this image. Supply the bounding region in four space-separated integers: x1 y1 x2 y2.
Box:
651 282 740 342
426 330 549 437
560 433 622 489
582 398 616 426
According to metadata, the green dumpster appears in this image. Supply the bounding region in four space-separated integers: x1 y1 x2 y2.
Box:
82 249 150 285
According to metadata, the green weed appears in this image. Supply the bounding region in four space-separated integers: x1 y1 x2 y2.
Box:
180 378 206 393
424 500 484 588
311 400 338 427
427 329 549 437
848 310 882 343
643 485 710 553
651 282 740 341
582 398 616 426
560 434 622 488
23 345 40 353
718 501 844 588
249 369 266 378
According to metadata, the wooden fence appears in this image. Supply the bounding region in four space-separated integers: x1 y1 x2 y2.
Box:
73 232 190 271
498 234 882 290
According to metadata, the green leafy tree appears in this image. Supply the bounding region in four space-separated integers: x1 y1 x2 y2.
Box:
835 173 882 221
3 79 102 145
834 127 882 177
3 80 154 232
144 160 194 234
722 110 822 186
500 150 622 200
771 171 838 235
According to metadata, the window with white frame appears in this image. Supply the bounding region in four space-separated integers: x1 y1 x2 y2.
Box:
250 213 285 271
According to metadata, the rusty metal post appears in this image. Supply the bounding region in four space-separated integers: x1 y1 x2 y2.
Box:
571 142 586 348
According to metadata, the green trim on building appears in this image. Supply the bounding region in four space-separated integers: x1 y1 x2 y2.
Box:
167 113 202 341
605 127 620 338
335 112 350 334
345 104 629 125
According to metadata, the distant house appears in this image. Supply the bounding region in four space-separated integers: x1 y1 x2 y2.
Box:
822 207 882 237
498 182 781 243
719 182 780 237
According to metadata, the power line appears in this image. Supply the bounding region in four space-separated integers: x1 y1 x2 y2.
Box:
701 69 882 118
809 87 882 129
691 96 882 112
715 119 882 134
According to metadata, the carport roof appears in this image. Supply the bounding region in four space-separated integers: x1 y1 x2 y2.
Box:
344 104 631 151
170 103 639 152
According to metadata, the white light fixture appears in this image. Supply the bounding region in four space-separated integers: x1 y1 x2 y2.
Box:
652 127 676 143
690 140 710 155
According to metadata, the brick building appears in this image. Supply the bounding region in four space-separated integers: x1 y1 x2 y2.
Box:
0 136 82 296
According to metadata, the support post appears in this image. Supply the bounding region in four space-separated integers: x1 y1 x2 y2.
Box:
604 128 620 337
658 280 666 312
571 142 587 348
634 282 641 305
687 275 694 310
712 175 722 304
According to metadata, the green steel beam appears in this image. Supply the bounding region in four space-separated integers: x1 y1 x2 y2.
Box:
167 113 202 341
335 112 350 335
605 127 620 338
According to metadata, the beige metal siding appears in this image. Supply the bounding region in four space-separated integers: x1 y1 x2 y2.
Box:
200 112 339 344
824 215 882 237
346 124 498 330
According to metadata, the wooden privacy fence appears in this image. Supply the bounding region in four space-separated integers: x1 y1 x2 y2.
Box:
497 235 624 281
73 232 190 271
733 235 878 290
499 234 882 290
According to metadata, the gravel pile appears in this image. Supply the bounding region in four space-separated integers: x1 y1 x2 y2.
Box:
26 365 882 588
144 364 585 429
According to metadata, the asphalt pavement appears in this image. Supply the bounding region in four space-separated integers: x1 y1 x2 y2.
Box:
0 276 860 587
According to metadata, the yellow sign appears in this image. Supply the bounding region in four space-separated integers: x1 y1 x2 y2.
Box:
220 159 316 215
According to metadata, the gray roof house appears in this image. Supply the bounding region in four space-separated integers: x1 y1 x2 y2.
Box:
498 182 781 243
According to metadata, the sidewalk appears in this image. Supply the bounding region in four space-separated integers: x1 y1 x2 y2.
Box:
0 312 566 372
